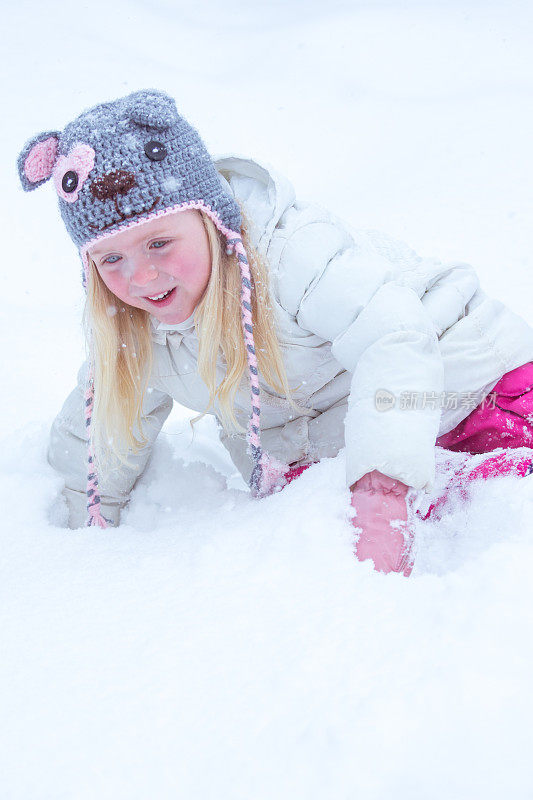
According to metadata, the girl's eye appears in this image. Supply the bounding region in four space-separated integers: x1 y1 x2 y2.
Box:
100 240 169 266
102 255 121 266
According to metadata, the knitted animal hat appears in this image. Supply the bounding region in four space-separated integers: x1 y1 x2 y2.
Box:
17 88 286 527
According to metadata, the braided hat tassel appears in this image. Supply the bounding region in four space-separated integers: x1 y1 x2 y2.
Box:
84 363 112 528
227 236 288 498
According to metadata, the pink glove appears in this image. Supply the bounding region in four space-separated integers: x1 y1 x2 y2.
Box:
350 470 415 576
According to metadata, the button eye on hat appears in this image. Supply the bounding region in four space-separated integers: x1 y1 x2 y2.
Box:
62 170 79 193
144 140 167 161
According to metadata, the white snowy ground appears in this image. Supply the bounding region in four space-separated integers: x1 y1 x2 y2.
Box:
2 1 533 797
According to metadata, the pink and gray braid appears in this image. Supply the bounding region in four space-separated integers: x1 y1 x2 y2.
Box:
84 362 113 528
226 235 287 498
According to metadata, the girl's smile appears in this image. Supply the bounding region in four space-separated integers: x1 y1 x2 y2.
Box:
142 286 177 306
88 209 212 323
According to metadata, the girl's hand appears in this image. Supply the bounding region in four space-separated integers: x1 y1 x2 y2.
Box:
350 470 415 576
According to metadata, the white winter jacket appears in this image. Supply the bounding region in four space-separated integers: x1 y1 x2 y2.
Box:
48 154 533 528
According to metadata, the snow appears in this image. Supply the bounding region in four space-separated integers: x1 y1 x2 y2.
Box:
3 1 533 797
162 175 183 192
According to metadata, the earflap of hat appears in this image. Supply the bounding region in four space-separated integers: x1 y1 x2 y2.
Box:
124 89 178 131
17 130 60 191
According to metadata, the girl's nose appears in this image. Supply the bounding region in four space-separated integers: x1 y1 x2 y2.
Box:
130 260 159 286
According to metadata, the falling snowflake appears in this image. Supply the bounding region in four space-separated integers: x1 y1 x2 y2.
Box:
122 134 138 150
162 176 182 192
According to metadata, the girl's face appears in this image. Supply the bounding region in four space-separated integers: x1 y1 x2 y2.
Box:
88 209 212 324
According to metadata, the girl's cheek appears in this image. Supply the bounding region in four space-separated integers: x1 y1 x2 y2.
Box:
171 256 200 286
114 280 130 300
100 270 126 297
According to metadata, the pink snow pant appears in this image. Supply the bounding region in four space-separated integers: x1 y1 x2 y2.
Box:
285 361 533 485
435 361 533 454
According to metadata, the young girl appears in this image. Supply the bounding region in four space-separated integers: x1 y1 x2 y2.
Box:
17 89 533 577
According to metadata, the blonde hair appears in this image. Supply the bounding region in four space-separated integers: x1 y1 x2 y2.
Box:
84 206 297 474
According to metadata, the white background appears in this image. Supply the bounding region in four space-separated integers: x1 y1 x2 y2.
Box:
2 1 533 797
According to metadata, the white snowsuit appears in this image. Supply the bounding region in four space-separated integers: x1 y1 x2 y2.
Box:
48 155 533 527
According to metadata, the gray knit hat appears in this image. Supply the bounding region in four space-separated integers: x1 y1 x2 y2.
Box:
17 89 286 526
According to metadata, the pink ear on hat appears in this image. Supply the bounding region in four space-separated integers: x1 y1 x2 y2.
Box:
24 136 59 184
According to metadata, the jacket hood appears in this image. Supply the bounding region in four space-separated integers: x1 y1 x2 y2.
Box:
213 154 297 254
